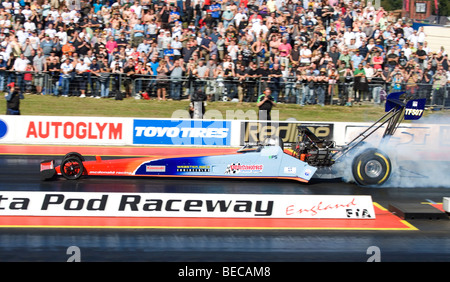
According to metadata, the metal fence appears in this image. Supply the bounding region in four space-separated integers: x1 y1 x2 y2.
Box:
3 70 449 109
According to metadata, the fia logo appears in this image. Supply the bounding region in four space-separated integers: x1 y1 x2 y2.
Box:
346 208 372 218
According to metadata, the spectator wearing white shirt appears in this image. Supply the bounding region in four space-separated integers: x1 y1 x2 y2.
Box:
234 9 248 28
12 53 29 72
28 31 40 50
300 43 312 65
402 42 412 60
11 53 30 93
47 7 60 22
45 24 57 39
12 0 20 15
0 18 11 32
109 56 123 69
417 26 426 44
2 1 12 11
16 27 28 46
61 7 73 25
227 39 239 61
407 30 419 48
21 5 32 20
76 60 90 97
56 26 68 46
130 1 143 19
171 36 182 59
60 58 73 97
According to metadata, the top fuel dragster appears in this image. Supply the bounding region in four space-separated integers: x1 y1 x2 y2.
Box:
40 92 426 186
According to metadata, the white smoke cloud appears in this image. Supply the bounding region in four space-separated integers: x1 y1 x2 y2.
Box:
336 115 450 188
381 115 450 188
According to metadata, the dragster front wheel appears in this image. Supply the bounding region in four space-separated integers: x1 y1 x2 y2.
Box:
60 157 84 180
351 149 391 186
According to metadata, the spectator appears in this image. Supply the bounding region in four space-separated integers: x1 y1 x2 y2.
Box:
40 35 55 57
169 58 184 100
98 57 111 98
33 49 46 95
11 53 30 94
431 66 447 107
61 40 75 57
189 89 207 119
222 6 234 29
0 0 440 108
75 59 89 98
268 63 282 102
156 59 169 100
391 68 404 91
257 87 276 120
338 48 351 69
299 43 312 66
350 50 364 69
60 57 73 97
315 68 328 106
337 61 353 106
353 63 367 104
23 63 33 93
236 63 247 102
0 56 7 92
132 19 145 47
405 64 420 98
89 57 101 98
47 56 60 96
371 68 386 104
5 82 20 115
245 61 259 102
122 58 135 98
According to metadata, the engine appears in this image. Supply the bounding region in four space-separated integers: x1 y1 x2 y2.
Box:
293 126 337 167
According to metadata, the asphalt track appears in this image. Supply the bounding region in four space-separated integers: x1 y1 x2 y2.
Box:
0 150 450 262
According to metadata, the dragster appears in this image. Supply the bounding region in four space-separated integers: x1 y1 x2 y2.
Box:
40 92 426 186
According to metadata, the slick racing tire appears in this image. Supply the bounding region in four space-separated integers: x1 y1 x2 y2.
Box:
352 149 391 186
60 157 84 180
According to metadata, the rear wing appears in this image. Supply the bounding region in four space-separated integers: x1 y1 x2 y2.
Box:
333 92 426 161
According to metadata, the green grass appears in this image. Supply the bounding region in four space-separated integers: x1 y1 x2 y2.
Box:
1 94 448 122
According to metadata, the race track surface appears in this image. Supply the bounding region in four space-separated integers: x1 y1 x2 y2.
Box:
0 150 449 262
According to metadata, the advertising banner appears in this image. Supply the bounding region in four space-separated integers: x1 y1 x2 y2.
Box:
0 115 128 146
242 121 334 146
0 192 376 219
133 119 231 146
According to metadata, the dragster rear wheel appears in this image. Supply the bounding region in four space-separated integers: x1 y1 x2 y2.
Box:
352 149 391 186
60 157 84 180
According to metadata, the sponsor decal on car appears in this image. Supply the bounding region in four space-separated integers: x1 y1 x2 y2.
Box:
177 165 211 172
283 167 297 174
225 163 264 174
146 165 166 172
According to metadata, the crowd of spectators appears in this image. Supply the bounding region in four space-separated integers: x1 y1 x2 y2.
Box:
1 0 449 106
